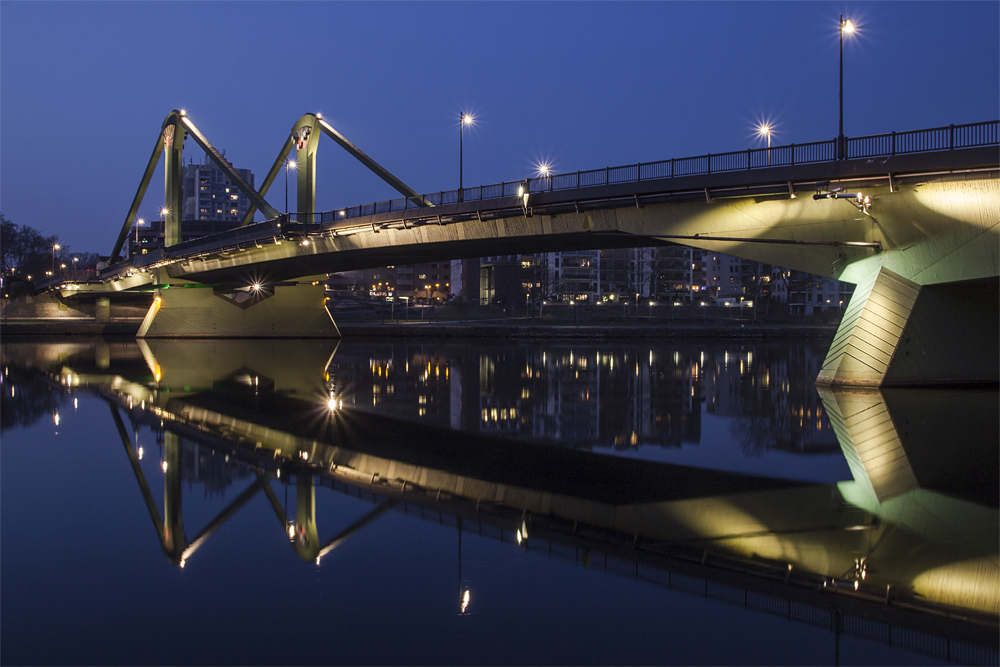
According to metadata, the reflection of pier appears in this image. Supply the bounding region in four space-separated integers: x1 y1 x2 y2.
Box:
4 339 997 665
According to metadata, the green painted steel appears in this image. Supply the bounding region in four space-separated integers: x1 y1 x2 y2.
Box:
315 116 432 209
163 118 186 247
293 115 320 223
109 112 176 262
179 114 279 220
241 135 294 225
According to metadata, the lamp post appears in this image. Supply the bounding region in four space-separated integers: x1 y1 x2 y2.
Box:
285 160 296 217
134 218 145 257
459 113 473 202
757 124 772 165
160 208 168 248
51 244 60 272
839 15 855 160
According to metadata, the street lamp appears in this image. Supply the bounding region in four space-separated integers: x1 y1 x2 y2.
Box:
459 113 473 201
51 244 60 272
285 159 297 216
160 208 168 248
839 15 856 160
134 218 146 257
757 123 772 165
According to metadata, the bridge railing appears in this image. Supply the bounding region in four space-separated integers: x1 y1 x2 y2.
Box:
847 120 998 159
308 120 997 224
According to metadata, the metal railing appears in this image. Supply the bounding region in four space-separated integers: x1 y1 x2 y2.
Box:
317 120 996 223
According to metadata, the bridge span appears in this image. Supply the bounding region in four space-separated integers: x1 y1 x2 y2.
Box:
39 112 1000 386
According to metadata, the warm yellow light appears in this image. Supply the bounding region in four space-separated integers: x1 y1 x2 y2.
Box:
161 208 169 217
251 282 262 291
161 461 168 472
315 112 322 119
179 558 186 568
757 123 771 138
287 160 297 170
53 243 61 250
461 113 473 125
842 19 855 33
536 163 551 177
179 109 187 117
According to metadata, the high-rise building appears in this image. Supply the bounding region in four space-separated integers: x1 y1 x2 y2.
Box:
182 152 254 223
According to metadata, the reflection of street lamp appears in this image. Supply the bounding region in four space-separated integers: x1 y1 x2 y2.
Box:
51 244 60 271
459 113 473 201
285 160 296 215
839 15 856 160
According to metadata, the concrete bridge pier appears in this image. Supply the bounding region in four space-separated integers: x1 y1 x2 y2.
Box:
817 268 998 387
137 271 340 338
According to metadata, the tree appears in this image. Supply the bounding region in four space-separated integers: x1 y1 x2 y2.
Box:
1 214 66 279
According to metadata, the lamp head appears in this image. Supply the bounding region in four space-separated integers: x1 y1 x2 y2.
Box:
841 19 855 33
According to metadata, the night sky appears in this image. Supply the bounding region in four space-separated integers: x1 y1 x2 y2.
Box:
1 1 997 256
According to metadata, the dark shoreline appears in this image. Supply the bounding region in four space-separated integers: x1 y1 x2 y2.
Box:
0 318 838 340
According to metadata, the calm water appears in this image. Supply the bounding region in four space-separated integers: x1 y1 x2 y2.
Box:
1 337 997 666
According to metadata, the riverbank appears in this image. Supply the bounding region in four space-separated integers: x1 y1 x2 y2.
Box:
1 317 838 340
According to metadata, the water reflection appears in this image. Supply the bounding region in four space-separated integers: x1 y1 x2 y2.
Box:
1 338 997 665
315 340 839 457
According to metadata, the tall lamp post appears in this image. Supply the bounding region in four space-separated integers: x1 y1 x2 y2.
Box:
134 218 145 257
51 244 60 272
757 124 772 165
285 160 296 217
160 208 168 249
459 113 473 201
839 15 856 160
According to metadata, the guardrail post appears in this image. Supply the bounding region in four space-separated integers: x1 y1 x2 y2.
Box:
707 154 711 175
747 148 752 170
637 162 641 181
576 171 580 188
891 132 896 156
670 158 674 178
790 143 795 165
605 166 609 185
949 124 955 150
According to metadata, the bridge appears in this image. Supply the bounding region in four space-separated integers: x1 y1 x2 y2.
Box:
38 111 1000 386
5 338 996 665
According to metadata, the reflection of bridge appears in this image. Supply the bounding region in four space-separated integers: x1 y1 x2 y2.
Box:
8 339 996 664
37 112 1000 386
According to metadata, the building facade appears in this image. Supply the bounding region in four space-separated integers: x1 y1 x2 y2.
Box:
182 152 254 223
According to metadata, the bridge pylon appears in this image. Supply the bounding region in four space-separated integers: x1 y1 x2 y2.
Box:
137 270 339 338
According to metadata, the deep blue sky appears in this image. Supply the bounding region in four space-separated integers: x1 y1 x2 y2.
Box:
2 1 997 255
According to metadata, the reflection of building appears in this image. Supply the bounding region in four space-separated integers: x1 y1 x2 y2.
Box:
702 345 840 454
179 438 254 496
328 341 843 455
